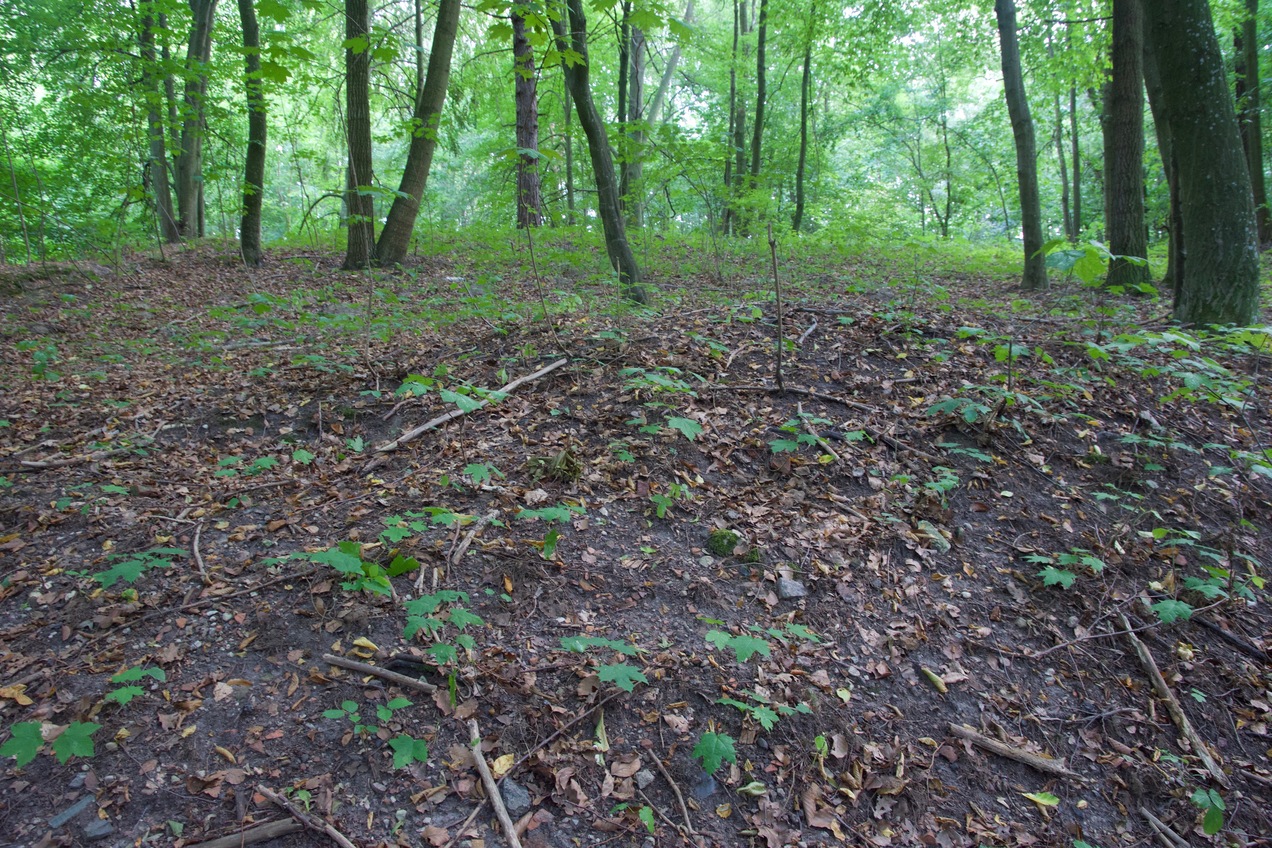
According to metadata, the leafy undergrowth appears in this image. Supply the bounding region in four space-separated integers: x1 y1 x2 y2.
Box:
1 240 1270 848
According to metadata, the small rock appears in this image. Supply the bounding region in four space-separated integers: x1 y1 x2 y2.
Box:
634 769 655 790
49 795 95 828
776 578 807 600
82 820 115 841
687 768 717 800
501 779 532 815
68 772 87 789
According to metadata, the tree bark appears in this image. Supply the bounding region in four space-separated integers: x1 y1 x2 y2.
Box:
1071 85 1081 235
139 0 180 244
551 0 646 303
622 26 645 227
1143 20 1182 295
1104 0 1151 288
748 0 768 192
237 0 266 266
562 83 576 225
342 0 376 270
175 0 218 238
376 0 460 265
994 0 1048 290
792 35 812 233
1143 0 1260 325
646 0 692 126
723 0 739 235
1235 0 1270 243
512 12 543 228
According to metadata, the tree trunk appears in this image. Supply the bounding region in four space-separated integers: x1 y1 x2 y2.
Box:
1055 95 1072 240
236 0 266 266
376 0 460 265
1143 20 1182 295
622 26 645 227
175 0 218 238
1104 0 1151 288
512 12 543 228
647 0 692 125
562 84 576 224
140 0 180 244
748 0 767 192
342 0 376 270
551 0 646 303
1144 0 1260 325
1235 0 1270 243
994 0 1048 290
792 36 811 233
722 0 739 235
1071 85 1082 235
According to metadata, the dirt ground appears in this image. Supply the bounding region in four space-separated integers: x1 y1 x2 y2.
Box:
1 243 1269 848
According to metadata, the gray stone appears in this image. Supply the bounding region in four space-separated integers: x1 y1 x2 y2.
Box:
686 769 717 800
776 578 808 600
500 779 532 815
48 795 95 828
82 820 114 841
634 769 655 790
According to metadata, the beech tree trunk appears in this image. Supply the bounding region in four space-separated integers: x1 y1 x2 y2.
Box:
551 0 646 303
562 84 575 224
342 0 376 270
1071 85 1082 235
237 0 266 266
622 26 645 227
1143 21 1182 295
1143 0 1260 325
1104 0 1150 288
792 35 811 233
376 0 460 265
994 0 1048 290
175 0 218 238
139 0 180 244
1235 0 1270 243
512 13 543 228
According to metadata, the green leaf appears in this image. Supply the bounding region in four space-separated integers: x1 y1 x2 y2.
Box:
257 0 291 20
769 438 801 453
750 705 780 731
1 721 44 768
388 734 429 769
292 448 316 465
665 417 703 441
706 631 770 663
1151 599 1193 623
1203 805 1224 835
597 663 647 692
542 528 561 559
51 722 100 763
104 686 144 705
638 805 656 833
449 606 484 630
692 731 737 774
427 642 458 665
111 666 166 684
1022 791 1060 806
1038 567 1076 589
386 553 421 577
440 389 484 413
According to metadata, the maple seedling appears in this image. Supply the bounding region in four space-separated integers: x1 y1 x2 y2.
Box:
559 635 648 692
2 721 101 768
105 665 167 706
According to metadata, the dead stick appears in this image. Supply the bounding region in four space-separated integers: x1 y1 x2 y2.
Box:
651 749 696 835
256 785 357 848
450 511 497 569
322 653 437 694
467 719 524 848
185 820 303 848
1118 613 1230 787
796 402 841 463
637 788 684 835
947 723 1083 780
192 521 211 586
369 358 567 458
1139 806 1190 848
797 319 818 346
767 223 784 393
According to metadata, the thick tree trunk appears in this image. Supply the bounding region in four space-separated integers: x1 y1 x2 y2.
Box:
722 0 739 235
140 0 180 244
1143 21 1182 294
551 0 646 303
748 0 767 191
792 37 811 233
1235 0 1270 243
342 0 376 270
237 0 266 266
1104 0 1151 288
376 0 460 265
512 13 543 228
175 0 218 238
994 0 1048 290
622 27 645 227
1143 0 1260 325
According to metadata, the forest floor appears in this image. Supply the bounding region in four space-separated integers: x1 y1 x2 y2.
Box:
0 236 1270 848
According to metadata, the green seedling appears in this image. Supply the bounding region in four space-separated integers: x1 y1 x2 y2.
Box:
105 665 166 706
2 721 100 767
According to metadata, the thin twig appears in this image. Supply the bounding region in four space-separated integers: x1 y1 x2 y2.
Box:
1139 806 1190 848
256 785 357 848
796 401 841 463
947 723 1083 780
651 749 695 835
192 521 210 586
467 719 524 848
797 319 818 346
184 819 303 848
767 223 784 393
322 653 438 694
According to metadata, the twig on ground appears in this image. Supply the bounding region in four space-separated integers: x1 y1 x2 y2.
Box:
256 785 357 848
192 521 210 586
651 748 696 835
467 719 524 848
1139 806 1190 848
637 788 683 835
796 401 841 463
322 653 437 694
797 319 818 346
1192 615 1269 664
1119 613 1230 787
184 819 303 848
947 723 1083 780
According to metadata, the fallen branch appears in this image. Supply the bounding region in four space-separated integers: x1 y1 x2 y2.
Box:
322 653 437 694
185 819 302 848
797 319 818 346
1119 613 1230 787
1139 806 1190 848
467 719 524 848
365 358 568 470
256 785 357 848
947 723 1083 780
651 749 696 835
796 402 841 463
192 521 211 586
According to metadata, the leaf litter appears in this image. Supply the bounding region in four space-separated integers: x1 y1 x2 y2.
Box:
0 243 1270 847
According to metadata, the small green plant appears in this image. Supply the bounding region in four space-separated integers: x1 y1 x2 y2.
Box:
649 482 692 519
16 340 60 380
1189 787 1225 836
560 635 647 692
693 729 737 774
403 590 483 665
82 547 187 589
2 721 100 767
285 541 421 596
105 665 167 706
463 462 504 485
516 502 585 559
717 690 812 731
324 697 411 738
705 629 771 663
1025 548 1106 590
923 466 960 503
215 455 279 478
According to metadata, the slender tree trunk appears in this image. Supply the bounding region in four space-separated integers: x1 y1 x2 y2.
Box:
562 84 576 224
748 0 767 192
0 117 32 263
1235 0 1270 243
1143 20 1182 294
730 0 750 232
236 0 266 266
551 0 646 302
994 0 1048 290
175 0 218 238
376 0 460 265
1105 0 1151 287
792 35 812 233
1055 96 1072 240
622 27 645 227
647 0 692 125
1144 0 1260 324
140 0 180 244
342 0 376 270
1070 85 1082 235
723 0 739 235
415 0 425 100
512 12 543 228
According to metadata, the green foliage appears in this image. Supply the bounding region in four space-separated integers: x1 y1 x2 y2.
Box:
693 731 737 774
560 635 646 692
1190 787 1226 836
215 455 279 478
16 341 60 380
1026 548 1106 591
388 734 430 769
105 665 166 706
403 590 483 667
665 416 703 441
87 547 186 589
1 722 44 768
717 691 811 731
3 721 101 767
706 630 771 664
